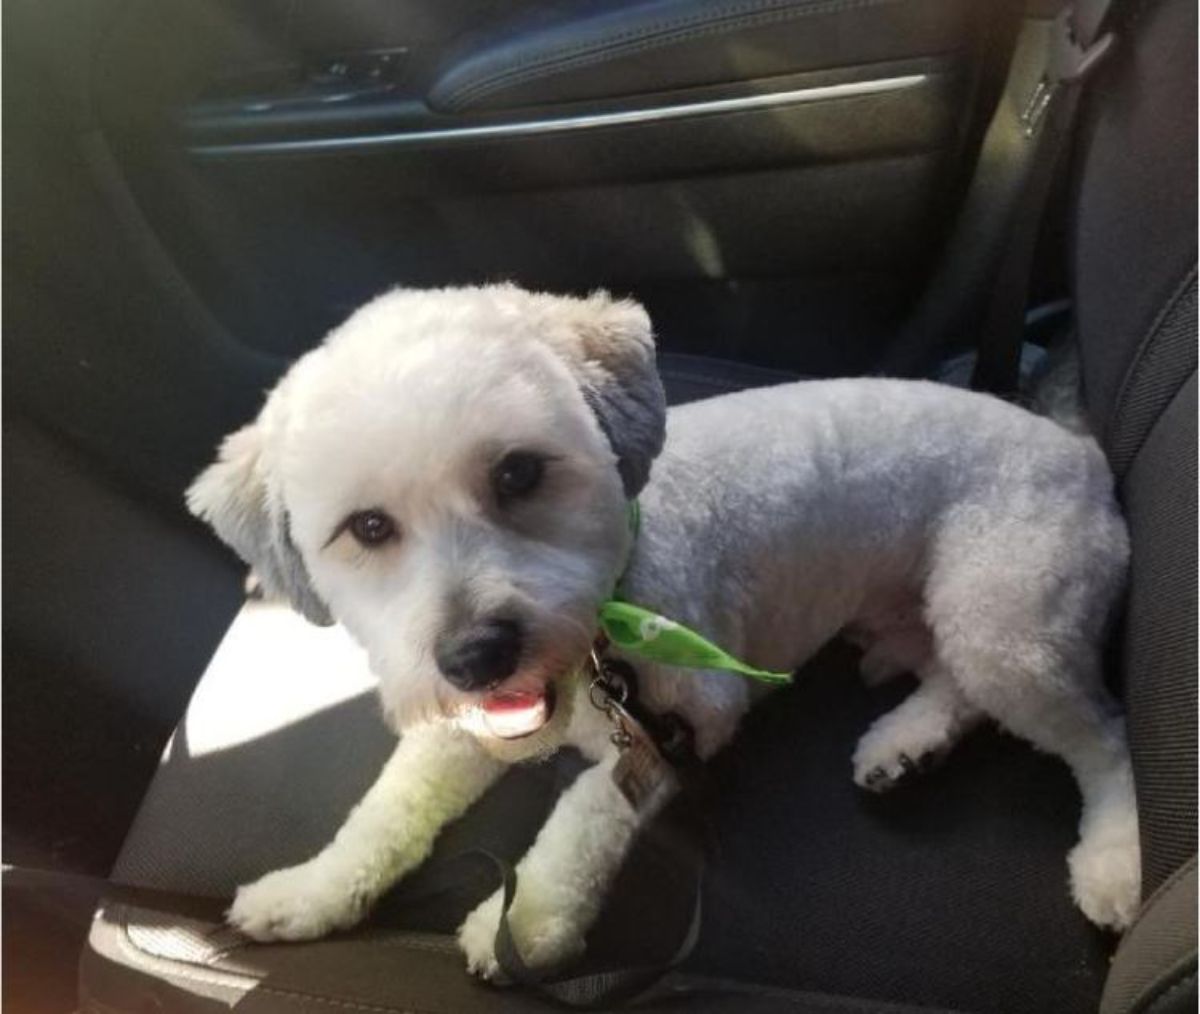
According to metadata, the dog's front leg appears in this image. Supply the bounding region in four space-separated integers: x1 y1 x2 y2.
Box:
229 723 504 941
458 750 662 978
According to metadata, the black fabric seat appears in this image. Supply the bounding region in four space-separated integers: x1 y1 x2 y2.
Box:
77 351 1113 1014
79 1 1196 1011
86 626 1111 1014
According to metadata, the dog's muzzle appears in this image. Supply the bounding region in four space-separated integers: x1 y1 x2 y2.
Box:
435 618 523 691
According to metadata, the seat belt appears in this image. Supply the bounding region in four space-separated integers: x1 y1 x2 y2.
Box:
883 0 1118 392
970 0 1118 395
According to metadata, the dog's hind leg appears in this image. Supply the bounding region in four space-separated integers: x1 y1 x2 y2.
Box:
925 513 1139 930
855 624 935 687
847 596 934 687
942 637 1138 930
852 662 984 791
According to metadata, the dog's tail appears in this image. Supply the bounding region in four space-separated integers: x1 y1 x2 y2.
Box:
935 339 1092 435
1024 341 1092 435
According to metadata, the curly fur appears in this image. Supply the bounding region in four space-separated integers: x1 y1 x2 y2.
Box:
189 284 1140 974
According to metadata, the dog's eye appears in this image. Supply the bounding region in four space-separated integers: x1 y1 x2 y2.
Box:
493 451 545 502
347 510 398 547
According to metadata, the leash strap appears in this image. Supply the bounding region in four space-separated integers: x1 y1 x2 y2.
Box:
483 653 711 1008
477 844 705 1009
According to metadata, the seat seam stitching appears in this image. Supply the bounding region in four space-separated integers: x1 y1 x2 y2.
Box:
1108 264 1197 463
1106 859 1198 1014
1114 367 1196 479
1136 965 1197 1014
111 910 456 1014
1131 854 1197 932
116 926 444 1014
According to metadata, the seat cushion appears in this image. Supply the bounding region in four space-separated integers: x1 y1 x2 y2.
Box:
83 906 966 1014
87 600 1114 1014
82 356 1115 1012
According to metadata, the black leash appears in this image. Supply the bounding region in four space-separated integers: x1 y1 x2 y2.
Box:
40 650 712 1010
473 845 703 1010
481 650 711 1009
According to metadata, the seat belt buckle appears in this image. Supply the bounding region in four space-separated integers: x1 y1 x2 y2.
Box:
1021 8 1116 137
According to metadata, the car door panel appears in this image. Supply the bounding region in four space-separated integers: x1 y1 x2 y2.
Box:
89 0 1014 374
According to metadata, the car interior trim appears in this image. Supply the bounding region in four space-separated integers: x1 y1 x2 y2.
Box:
188 73 929 157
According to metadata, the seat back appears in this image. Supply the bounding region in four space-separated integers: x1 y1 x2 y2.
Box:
1072 0 1197 904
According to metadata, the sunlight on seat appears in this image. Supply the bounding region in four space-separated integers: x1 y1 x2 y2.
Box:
181 600 377 757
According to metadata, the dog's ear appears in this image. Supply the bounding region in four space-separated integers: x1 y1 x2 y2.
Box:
187 422 333 627
560 292 666 497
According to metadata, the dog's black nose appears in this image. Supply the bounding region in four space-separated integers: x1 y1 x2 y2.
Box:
435 619 522 690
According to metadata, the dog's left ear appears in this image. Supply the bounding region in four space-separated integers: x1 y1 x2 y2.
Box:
560 292 666 497
186 422 334 627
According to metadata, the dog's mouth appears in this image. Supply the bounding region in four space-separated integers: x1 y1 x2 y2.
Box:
479 673 556 740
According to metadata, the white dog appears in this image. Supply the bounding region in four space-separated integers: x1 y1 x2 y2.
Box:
188 284 1140 977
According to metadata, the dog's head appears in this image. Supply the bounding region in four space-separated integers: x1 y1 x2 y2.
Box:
188 284 665 743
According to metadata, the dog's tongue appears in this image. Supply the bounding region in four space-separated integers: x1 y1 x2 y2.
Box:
481 674 550 739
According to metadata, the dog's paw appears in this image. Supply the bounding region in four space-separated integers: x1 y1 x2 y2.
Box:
852 712 953 792
853 748 941 792
1069 833 1141 932
228 861 364 942
458 891 506 980
458 888 586 982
